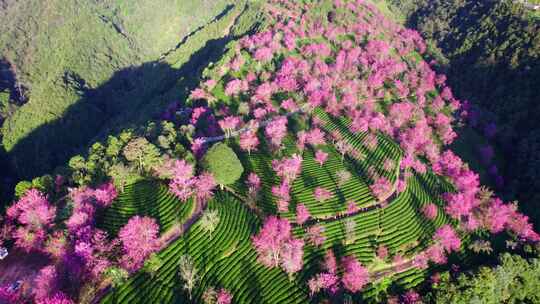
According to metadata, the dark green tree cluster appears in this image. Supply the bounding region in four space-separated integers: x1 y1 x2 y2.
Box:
66 121 195 190
201 142 244 189
426 253 540 303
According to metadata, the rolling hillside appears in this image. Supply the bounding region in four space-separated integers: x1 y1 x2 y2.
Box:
0 1 539 304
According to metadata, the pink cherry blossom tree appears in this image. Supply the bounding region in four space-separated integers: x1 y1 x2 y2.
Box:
272 154 303 184
346 201 359 215
217 289 232 304
306 128 326 146
34 265 59 301
295 204 310 225
308 272 339 296
272 182 291 212
167 160 195 202
376 245 389 260
370 177 392 201
265 116 288 150
341 256 370 293
314 150 328 167
280 238 305 280
433 225 461 253
323 250 337 274
251 216 304 274
239 130 260 155
426 244 447 265
306 224 326 247
7 189 56 252
194 173 217 204
402 290 421 304
92 182 118 208
314 187 333 203
219 116 242 138
422 203 438 220
119 216 161 272
37 292 75 304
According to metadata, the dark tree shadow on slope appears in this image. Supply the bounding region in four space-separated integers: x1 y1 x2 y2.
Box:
6 7 252 183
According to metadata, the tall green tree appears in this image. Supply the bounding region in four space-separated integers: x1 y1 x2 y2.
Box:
122 137 161 174
201 143 243 189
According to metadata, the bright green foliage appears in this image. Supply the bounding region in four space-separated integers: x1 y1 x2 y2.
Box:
69 155 90 186
202 143 244 187
200 209 220 237
143 253 163 279
104 267 129 289
14 180 32 199
101 193 309 304
108 163 135 193
0 89 16 119
31 175 54 193
427 254 540 303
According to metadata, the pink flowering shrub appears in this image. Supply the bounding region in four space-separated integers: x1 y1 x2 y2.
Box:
433 225 461 253
251 216 304 276
402 290 421 304
308 272 339 296
295 204 310 225
37 292 75 304
313 187 333 203
306 224 326 247
370 177 392 201
118 216 161 272
167 160 195 202
306 128 326 146
247 172 261 196
6 189 56 252
34 265 59 301
341 256 370 293
314 150 328 167
240 130 259 154
217 289 232 304
422 203 438 220
0 283 22 303
272 154 303 184
376 245 388 260
93 182 118 208
219 116 242 138
265 116 288 149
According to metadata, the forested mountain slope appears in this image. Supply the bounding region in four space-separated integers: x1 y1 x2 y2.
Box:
386 0 540 227
0 0 241 180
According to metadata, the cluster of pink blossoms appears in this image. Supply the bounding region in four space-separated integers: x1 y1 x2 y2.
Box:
251 217 304 278
166 159 216 203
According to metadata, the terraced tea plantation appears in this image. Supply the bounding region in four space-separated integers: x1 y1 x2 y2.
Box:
97 181 194 235
101 192 310 304
99 111 462 303
101 167 451 303
95 0 489 303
